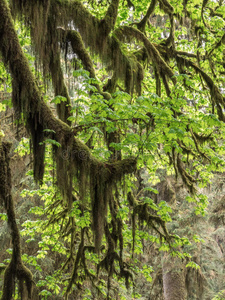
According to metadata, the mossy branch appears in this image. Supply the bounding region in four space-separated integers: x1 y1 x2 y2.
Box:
174 50 197 58
102 0 120 35
115 26 176 85
61 28 112 99
208 5 225 20
176 155 196 194
136 0 158 32
158 0 174 14
176 54 225 120
158 0 175 48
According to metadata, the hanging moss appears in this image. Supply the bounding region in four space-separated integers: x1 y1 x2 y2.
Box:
12 0 144 97
114 26 176 86
65 228 84 298
90 169 109 250
64 29 102 93
100 34 144 95
190 128 210 160
11 0 73 124
97 222 133 295
27 116 46 183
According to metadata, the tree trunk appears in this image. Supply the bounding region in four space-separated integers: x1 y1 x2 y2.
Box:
162 253 187 300
0 142 34 300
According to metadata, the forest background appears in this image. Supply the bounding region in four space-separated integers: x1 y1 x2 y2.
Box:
1 0 225 299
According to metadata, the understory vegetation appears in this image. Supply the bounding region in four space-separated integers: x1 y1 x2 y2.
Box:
1 0 225 299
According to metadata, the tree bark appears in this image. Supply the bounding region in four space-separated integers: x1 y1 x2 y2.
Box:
162 253 187 300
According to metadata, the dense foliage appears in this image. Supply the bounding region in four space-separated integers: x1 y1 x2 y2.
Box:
1 0 225 299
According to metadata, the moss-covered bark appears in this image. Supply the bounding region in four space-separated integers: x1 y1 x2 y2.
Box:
0 142 34 300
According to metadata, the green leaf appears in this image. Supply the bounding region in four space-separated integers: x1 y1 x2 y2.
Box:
51 96 67 104
40 139 61 147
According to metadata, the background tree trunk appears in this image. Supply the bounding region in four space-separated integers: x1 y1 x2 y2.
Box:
162 253 187 300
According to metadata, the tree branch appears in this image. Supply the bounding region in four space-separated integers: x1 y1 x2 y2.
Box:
176 54 225 120
136 0 158 32
115 26 176 84
102 0 120 35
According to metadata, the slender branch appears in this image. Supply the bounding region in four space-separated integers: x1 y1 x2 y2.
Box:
136 0 158 32
174 50 197 58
